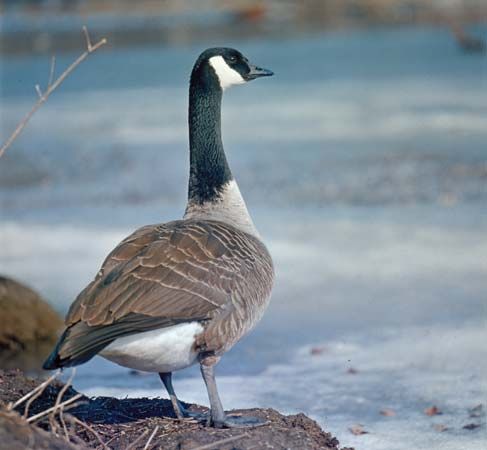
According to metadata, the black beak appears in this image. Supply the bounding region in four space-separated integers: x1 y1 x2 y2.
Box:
246 64 274 80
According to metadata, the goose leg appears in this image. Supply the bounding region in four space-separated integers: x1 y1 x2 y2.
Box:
199 355 268 428
158 372 188 419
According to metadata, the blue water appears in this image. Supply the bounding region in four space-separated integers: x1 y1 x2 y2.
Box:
1 26 486 449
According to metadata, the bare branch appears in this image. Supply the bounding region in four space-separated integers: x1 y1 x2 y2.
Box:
0 27 107 159
48 55 56 87
83 25 92 51
35 84 43 99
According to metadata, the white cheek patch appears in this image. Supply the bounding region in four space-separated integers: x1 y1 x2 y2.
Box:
209 55 245 90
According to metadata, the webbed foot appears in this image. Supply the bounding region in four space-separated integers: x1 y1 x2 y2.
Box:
211 414 268 429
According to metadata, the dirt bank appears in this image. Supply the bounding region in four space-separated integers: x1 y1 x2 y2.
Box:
0 276 63 373
0 369 353 450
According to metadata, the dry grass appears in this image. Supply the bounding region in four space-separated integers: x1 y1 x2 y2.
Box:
1 371 193 449
0 370 342 450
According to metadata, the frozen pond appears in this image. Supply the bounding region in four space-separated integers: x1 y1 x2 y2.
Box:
1 26 486 449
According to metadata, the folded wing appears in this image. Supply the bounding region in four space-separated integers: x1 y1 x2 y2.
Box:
44 220 270 368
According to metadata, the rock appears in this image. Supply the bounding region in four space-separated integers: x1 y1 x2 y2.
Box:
0 276 63 372
0 369 352 450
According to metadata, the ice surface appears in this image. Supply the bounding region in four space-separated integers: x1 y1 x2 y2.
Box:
1 26 486 449
85 323 487 450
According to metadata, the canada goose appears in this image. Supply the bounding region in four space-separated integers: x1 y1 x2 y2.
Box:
43 48 274 428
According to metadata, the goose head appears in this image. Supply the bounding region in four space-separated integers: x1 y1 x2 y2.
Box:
191 47 273 91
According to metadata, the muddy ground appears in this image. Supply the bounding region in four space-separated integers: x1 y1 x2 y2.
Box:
0 369 353 450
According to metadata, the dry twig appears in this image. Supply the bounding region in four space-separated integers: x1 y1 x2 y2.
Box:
48 55 56 87
125 428 150 450
7 370 60 411
142 425 159 450
49 368 77 434
58 405 70 441
0 26 107 158
67 414 109 450
26 375 61 419
189 433 248 450
27 393 83 423
54 368 77 411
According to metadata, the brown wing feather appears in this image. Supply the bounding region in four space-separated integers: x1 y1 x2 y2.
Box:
43 219 273 369
66 220 268 328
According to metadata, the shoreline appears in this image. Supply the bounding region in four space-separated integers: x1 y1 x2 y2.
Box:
0 369 351 450
1 7 486 56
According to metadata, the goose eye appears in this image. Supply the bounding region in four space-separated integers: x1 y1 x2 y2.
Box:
228 56 237 63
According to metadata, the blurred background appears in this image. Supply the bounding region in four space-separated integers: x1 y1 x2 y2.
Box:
1 1 486 449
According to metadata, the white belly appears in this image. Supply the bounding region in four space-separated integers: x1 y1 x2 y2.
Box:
100 322 203 373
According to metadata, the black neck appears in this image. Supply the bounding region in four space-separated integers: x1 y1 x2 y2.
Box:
187 64 232 204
